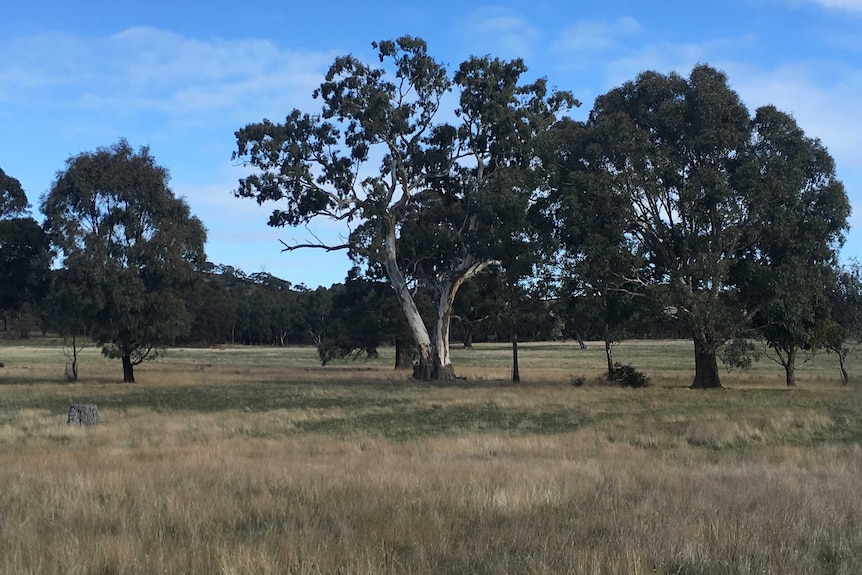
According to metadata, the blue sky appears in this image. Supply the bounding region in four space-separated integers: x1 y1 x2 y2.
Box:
2 0 860 287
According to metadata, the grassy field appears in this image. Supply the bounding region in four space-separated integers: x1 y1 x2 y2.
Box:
1 340 861 574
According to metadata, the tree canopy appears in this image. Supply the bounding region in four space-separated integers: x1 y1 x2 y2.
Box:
576 65 848 388
233 36 577 379
0 168 51 343
0 167 28 218
42 139 207 383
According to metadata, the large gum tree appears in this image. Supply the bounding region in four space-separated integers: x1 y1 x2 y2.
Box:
587 66 754 388
42 140 207 383
585 65 848 388
233 37 576 380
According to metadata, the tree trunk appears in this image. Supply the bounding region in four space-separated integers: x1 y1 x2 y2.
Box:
122 354 135 383
64 334 80 382
412 351 455 380
576 332 587 349
463 326 474 349
691 334 721 389
605 338 616 381
838 347 849 385
71 336 79 381
512 338 520 383
394 338 412 370
380 216 498 381
784 346 798 387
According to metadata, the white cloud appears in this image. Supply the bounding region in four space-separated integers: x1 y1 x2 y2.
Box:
555 17 642 54
729 62 862 170
811 0 862 12
0 27 333 120
458 7 541 60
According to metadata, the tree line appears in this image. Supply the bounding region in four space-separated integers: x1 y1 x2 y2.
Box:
1 36 860 386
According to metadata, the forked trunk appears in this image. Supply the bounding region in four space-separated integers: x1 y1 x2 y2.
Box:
122 354 135 384
691 334 721 389
381 217 498 381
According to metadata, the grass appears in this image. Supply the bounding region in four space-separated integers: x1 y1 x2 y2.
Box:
1 339 861 574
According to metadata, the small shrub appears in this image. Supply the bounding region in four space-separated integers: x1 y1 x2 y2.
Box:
570 375 587 387
614 362 651 388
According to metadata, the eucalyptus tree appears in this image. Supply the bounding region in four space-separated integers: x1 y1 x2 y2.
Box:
585 65 848 388
827 264 862 385
0 168 51 339
317 270 418 369
538 118 647 380
738 106 850 386
233 36 576 379
42 140 207 383
1 167 28 217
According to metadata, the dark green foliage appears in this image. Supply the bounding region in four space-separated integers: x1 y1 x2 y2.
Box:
718 338 758 371
613 363 651 388
732 106 851 386
0 167 28 218
826 264 862 384
317 271 417 367
41 139 207 382
577 65 849 389
0 169 52 342
587 66 753 389
183 270 238 345
0 218 52 320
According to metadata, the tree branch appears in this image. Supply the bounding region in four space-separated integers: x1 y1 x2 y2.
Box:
279 237 350 253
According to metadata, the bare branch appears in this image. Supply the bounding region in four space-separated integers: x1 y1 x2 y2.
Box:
279 228 351 252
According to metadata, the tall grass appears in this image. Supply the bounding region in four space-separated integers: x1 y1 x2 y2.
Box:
0 340 861 574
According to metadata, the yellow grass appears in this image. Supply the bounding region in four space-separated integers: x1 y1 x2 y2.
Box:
1 340 861 574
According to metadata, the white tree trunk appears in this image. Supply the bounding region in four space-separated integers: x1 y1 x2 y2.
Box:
382 217 500 380
382 221 434 375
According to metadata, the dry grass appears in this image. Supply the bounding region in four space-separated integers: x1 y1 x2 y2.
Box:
1 340 862 574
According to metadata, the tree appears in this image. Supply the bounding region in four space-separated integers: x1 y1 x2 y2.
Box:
233 36 576 380
182 267 238 345
827 264 862 384
586 65 848 388
538 118 647 380
0 167 28 218
43 267 100 381
753 264 834 386
0 168 52 341
738 106 850 386
0 218 52 334
42 140 207 383
317 271 417 369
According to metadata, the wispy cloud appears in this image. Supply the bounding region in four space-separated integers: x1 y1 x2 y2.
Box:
810 0 862 12
555 17 642 55
0 27 333 121
458 6 542 61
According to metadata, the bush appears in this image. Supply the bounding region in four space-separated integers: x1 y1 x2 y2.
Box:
614 362 651 388
570 375 587 387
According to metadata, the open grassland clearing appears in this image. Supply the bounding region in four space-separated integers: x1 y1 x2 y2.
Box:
1 340 861 574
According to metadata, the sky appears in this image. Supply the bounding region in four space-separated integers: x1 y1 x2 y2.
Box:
2 0 860 288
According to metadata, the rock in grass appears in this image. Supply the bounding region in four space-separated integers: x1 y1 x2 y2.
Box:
67 403 101 425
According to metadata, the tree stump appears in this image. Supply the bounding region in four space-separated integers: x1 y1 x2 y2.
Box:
67 403 101 425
